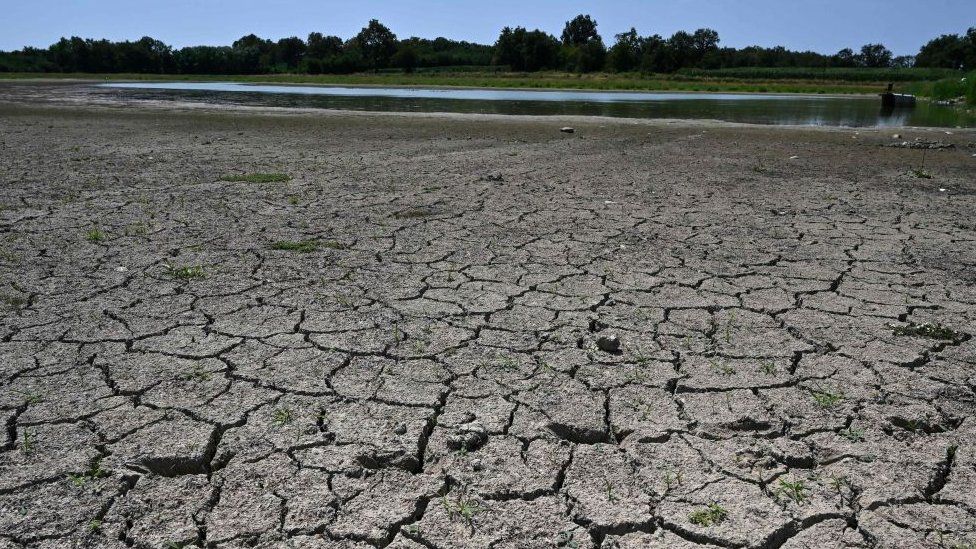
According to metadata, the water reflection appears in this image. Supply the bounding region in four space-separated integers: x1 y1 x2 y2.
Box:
97 82 974 128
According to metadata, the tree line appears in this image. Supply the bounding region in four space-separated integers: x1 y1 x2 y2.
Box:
1 16 974 75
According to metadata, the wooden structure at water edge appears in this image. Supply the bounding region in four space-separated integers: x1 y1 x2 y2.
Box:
881 83 916 109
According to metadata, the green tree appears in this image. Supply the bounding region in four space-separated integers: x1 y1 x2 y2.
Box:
392 42 419 72
274 37 306 70
355 19 397 70
692 28 720 60
306 33 342 59
609 28 641 72
561 14 600 46
859 43 892 68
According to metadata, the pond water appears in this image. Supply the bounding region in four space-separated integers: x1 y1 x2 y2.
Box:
98 82 976 128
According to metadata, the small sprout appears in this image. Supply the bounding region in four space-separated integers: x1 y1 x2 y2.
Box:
271 240 318 253
322 240 347 250
632 348 651 364
839 427 865 442
86 228 106 243
557 530 581 548
271 407 295 427
724 312 736 343
688 503 729 526
663 469 684 492
21 392 43 405
497 356 519 370
775 478 810 505
811 389 844 408
910 168 932 179
604 479 617 503
184 364 212 383
164 264 205 280
760 361 778 375
69 458 109 487
442 493 482 526
287 195 300 205
20 429 35 455
220 173 291 183
88 519 102 532
710 360 736 376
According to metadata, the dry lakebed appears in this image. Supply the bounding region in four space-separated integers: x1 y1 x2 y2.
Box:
0 82 975 548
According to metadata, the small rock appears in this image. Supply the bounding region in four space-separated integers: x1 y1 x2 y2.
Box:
596 334 621 354
470 459 485 471
447 422 488 451
560 127 575 134
892 134 901 139
461 411 477 423
393 423 407 435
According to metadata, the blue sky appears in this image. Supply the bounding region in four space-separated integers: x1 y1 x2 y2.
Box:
2 0 974 55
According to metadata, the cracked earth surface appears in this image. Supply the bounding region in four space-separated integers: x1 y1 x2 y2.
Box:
1 84 976 548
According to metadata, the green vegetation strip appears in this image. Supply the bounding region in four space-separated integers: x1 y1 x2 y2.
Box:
220 173 291 183
271 240 318 253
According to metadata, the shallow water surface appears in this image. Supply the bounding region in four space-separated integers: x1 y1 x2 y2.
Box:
98 82 975 128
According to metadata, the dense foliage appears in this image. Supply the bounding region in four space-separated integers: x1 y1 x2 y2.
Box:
0 16 972 77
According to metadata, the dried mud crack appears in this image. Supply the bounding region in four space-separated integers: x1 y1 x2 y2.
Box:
0 82 975 548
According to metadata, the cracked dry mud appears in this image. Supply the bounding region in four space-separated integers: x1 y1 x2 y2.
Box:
1 86 975 549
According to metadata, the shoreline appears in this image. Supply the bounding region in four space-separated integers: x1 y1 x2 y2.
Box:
3 80 973 132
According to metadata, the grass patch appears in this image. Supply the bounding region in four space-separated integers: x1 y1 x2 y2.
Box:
811 388 844 408
220 173 291 183
910 168 933 179
271 240 318 253
1 293 27 310
893 322 965 342
688 503 729 527
271 407 295 427
164 264 206 280
86 227 106 243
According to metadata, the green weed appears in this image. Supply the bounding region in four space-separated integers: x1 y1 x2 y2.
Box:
811 388 844 408
893 322 965 342
688 503 729 526
164 264 205 280
272 407 295 427
86 227 106 243
271 240 318 253
775 478 810 504
839 427 865 442
442 493 482 526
